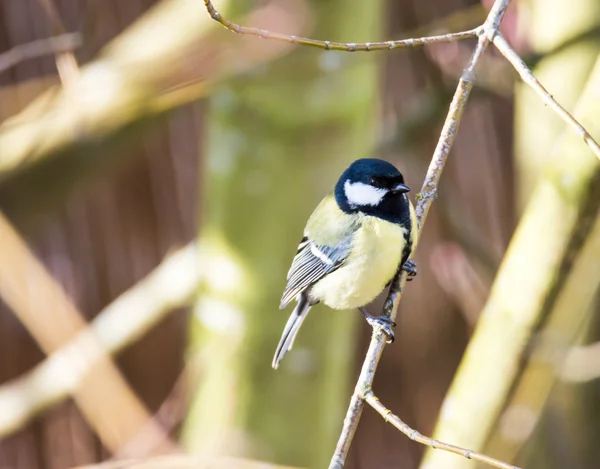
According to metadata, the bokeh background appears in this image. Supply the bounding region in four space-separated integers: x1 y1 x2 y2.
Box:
0 0 599 468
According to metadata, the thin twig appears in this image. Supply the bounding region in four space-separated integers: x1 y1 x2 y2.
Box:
491 32 600 161
328 1 512 468
0 33 80 74
203 0 478 51
363 390 519 469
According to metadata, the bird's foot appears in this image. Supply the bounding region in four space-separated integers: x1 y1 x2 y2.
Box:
359 307 396 343
402 260 417 281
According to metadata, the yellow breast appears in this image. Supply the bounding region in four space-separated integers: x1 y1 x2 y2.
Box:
309 216 407 310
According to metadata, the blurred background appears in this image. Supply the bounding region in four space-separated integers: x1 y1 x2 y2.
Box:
0 0 599 468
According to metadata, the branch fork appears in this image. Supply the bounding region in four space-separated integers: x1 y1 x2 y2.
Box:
200 0 600 467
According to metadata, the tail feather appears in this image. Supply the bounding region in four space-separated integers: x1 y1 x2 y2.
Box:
272 293 312 369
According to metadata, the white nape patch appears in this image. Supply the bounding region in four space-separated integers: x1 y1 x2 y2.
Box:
344 180 387 207
310 243 333 265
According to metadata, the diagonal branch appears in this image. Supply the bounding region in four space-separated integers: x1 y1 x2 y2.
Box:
36 0 80 86
0 34 81 74
200 0 522 467
0 0 303 227
328 1 513 468
421 53 600 469
363 390 519 469
203 0 600 165
203 0 478 51
491 32 600 161
0 212 177 453
200 0 598 467
0 242 200 440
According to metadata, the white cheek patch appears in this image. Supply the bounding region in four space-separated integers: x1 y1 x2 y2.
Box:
344 180 387 207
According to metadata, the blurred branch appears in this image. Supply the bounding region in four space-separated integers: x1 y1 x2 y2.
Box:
0 0 302 187
363 390 518 469
0 242 200 441
0 212 177 454
75 455 301 469
203 0 478 50
36 0 80 86
115 368 190 459
422 54 600 469
491 33 600 161
429 243 490 329
484 214 600 462
561 341 600 383
0 34 81 74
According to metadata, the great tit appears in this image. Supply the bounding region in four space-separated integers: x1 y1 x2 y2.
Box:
272 158 417 369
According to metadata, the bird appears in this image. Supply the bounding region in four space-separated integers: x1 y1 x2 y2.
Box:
272 158 418 369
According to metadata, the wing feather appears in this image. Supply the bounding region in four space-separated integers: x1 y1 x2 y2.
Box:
280 235 353 308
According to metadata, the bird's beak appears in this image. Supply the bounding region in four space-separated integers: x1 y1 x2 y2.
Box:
392 183 411 193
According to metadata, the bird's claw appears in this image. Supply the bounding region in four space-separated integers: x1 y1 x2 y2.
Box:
402 260 417 281
359 307 396 343
366 316 395 343
364 314 396 343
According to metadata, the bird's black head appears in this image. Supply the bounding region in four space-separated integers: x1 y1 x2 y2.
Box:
334 158 411 224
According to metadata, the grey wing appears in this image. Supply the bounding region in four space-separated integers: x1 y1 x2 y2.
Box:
279 235 353 309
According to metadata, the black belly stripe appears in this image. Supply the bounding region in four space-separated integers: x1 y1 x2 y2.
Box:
400 228 412 267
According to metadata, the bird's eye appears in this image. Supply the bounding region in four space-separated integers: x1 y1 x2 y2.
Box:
369 177 384 188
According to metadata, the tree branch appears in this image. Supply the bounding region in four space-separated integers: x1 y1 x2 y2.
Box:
363 390 519 469
0 0 302 189
36 0 81 86
202 0 600 166
491 32 600 161
0 34 81 74
203 0 478 51
421 51 600 469
0 242 200 441
328 1 513 468
0 212 178 453
197 0 600 467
